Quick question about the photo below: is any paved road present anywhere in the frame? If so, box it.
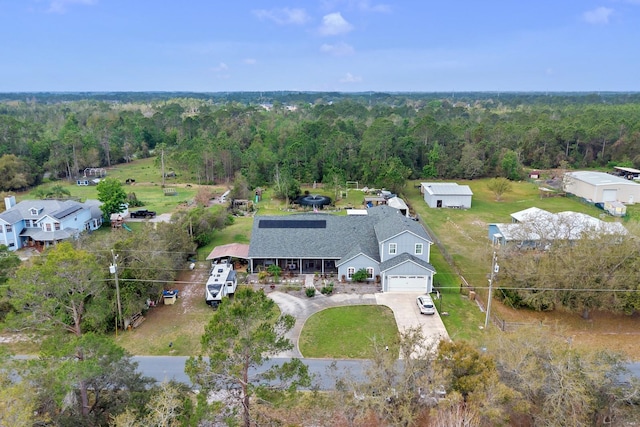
[268,290,450,358]
[133,356,368,389]
[133,356,640,390]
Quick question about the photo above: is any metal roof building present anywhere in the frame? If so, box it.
[421,182,473,208]
[564,171,640,204]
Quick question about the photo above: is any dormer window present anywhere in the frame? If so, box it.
[389,243,397,255]
[30,208,39,215]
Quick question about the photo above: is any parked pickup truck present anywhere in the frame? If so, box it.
[130,209,156,219]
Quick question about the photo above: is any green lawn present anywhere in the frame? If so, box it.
[429,247,486,343]
[23,158,225,215]
[299,305,398,358]
[196,216,254,260]
[403,179,611,295]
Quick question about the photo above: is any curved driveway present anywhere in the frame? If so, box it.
[268,291,450,358]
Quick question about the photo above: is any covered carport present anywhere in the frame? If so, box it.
[206,243,250,269]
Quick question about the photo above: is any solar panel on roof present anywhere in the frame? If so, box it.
[51,205,83,219]
[259,219,326,229]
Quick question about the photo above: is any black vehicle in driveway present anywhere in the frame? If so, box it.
[130,209,156,219]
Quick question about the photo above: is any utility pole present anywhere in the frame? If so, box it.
[484,251,498,329]
[161,148,165,187]
[110,249,124,331]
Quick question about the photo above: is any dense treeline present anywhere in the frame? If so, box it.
[2,93,640,193]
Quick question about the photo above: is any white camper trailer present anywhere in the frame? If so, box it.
[205,260,237,307]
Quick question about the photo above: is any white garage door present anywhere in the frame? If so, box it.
[602,189,617,202]
[387,275,427,292]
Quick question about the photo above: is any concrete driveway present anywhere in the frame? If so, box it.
[268,290,449,358]
[375,293,450,355]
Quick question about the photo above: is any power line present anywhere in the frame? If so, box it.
[435,285,640,292]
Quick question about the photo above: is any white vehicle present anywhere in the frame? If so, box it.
[416,295,436,315]
[205,261,237,307]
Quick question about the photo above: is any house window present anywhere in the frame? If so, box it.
[45,223,52,232]
[54,223,61,231]
[415,243,423,255]
[30,208,38,215]
[347,267,355,279]
[5,225,11,233]
[366,267,374,280]
[389,243,397,255]
[25,220,31,227]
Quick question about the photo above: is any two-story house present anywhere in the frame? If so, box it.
[0,196,103,252]
[248,205,436,293]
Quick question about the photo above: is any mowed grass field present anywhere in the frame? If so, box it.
[299,305,398,359]
[403,179,640,359]
[23,158,229,215]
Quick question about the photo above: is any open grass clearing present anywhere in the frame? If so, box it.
[299,305,398,359]
[113,263,215,356]
[23,158,227,215]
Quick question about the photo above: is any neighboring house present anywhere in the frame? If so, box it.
[0,196,103,252]
[248,205,436,293]
[564,171,640,204]
[488,206,627,248]
[421,182,473,208]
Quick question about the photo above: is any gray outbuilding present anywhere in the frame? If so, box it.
[421,182,473,209]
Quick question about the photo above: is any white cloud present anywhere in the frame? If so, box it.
[47,0,96,14]
[339,72,362,83]
[319,12,354,36]
[320,0,390,13]
[243,58,257,65]
[355,0,391,13]
[582,7,614,24]
[211,63,229,72]
[320,42,355,56]
[252,8,310,25]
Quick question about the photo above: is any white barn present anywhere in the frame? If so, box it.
[564,171,640,204]
[421,182,473,209]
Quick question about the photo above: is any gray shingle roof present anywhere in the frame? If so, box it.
[248,205,430,260]
[379,252,436,272]
[373,208,431,243]
[0,199,98,225]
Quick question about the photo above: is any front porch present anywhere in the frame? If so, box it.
[251,257,339,275]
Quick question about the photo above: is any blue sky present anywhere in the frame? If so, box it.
[1,0,639,92]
